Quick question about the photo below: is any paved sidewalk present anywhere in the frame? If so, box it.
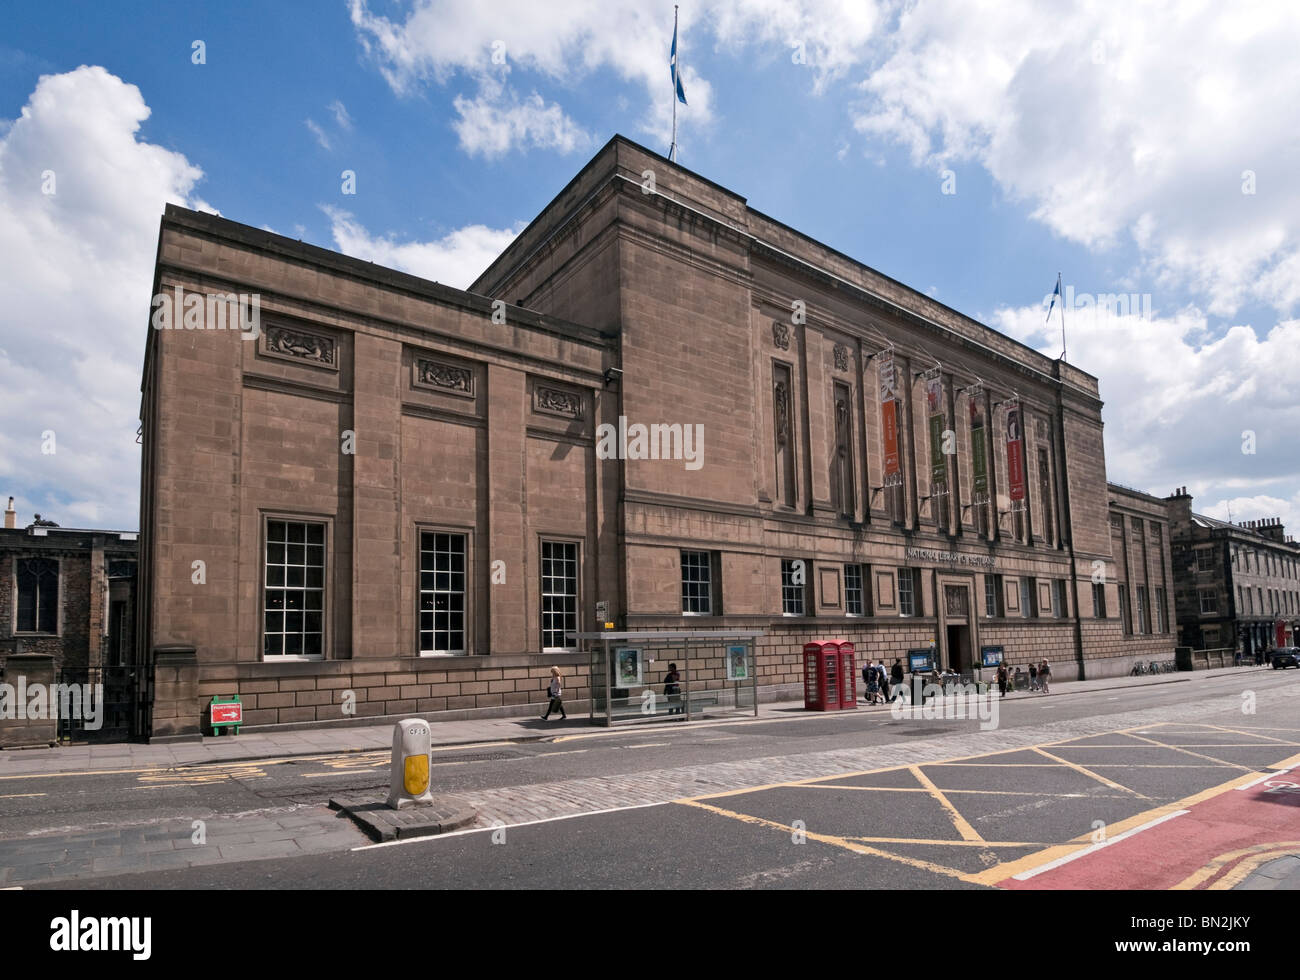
[0,664,1271,776]
[0,805,367,887]
[1235,855,1300,890]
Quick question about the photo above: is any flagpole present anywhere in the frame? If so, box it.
[670,5,679,162]
[1058,272,1067,361]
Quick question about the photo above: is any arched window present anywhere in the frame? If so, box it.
[17,557,58,633]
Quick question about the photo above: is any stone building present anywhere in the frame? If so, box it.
[1166,487,1300,655]
[1,497,138,673]
[136,135,1175,738]
[0,497,139,745]
[1104,484,1177,664]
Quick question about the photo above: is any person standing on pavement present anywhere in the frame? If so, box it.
[1028,661,1039,692]
[541,666,567,720]
[996,662,1008,698]
[663,662,682,715]
[890,658,905,702]
[1039,659,1051,695]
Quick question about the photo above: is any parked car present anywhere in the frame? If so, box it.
[1269,647,1300,669]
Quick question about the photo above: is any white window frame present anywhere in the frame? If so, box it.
[419,530,468,655]
[681,550,713,616]
[262,516,328,661]
[540,539,581,652]
[781,559,807,617]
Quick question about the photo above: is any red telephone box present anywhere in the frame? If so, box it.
[803,640,858,710]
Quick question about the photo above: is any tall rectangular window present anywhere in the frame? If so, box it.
[1136,585,1149,634]
[264,520,325,658]
[16,557,58,633]
[845,564,866,616]
[773,362,797,508]
[832,381,855,518]
[1156,587,1167,633]
[1196,549,1214,572]
[541,541,579,650]
[985,574,1001,617]
[419,532,466,654]
[1092,582,1106,619]
[898,568,916,617]
[1199,588,1217,615]
[781,559,806,616]
[1119,584,1132,634]
[1020,577,1035,618]
[1037,447,1054,546]
[1053,579,1067,619]
[681,550,713,615]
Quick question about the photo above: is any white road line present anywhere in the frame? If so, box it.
[1011,810,1189,881]
[1236,763,1297,791]
[350,799,672,851]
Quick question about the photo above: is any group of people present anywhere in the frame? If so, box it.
[994,659,1053,697]
[861,658,906,704]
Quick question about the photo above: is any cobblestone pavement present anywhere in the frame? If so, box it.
[454,687,1297,829]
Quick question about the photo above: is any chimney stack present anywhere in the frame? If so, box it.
[1257,517,1286,543]
[3,496,14,530]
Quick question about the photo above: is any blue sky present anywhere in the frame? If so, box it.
[1,1,1297,533]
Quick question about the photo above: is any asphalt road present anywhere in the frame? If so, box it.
[1,668,1293,839]
[14,668,1298,890]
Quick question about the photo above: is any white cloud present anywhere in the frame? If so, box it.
[453,83,591,158]
[323,206,521,289]
[991,302,1300,529]
[853,0,1300,319]
[329,99,353,131]
[347,0,887,150]
[0,66,205,530]
[305,117,331,150]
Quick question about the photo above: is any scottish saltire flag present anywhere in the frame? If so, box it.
[670,22,688,104]
[1045,275,1061,322]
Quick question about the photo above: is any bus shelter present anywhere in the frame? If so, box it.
[569,630,764,727]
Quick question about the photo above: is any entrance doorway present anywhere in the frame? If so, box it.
[946,624,972,674]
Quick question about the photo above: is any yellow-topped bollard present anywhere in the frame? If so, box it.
[387,718,435,809]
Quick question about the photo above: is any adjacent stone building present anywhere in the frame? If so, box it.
[1,497,138,674]
[1166,487,1300,655]
[1,497,139,745]
[136,135,1177,737]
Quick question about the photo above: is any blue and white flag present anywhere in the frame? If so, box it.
[670,21,688,105]
[1045,275,1061,322]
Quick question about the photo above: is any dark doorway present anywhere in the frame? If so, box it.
[946,625,972,674]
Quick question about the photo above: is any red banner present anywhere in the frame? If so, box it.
[880,351,901,485]
[1006,404,1026,502]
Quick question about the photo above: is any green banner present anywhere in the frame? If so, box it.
[929,411,946,487]
[971,421,988,496]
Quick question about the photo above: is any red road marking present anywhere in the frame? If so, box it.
[999,765,1300,890]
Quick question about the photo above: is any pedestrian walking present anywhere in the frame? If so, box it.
[1039,659,1051,695]
[1029,661,1039,692]
[541,666,567,720]
[663,662,682,715]
[996,663,1008,698]
[865,661,881,704]
[890,658,905,702]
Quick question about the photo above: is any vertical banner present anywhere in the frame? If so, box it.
[969,389,988,501]
[926,373,946,492]
[879,350,901,486]
[1006,402,1026,502]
